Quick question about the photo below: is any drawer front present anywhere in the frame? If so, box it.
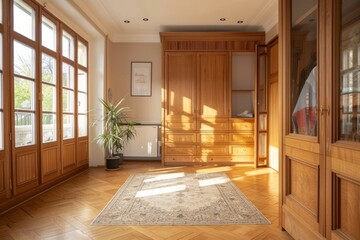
[230,120,254,131]
[165,156,196,163]
[198,118,228,131]
[198,145,229,155]
[200,156,231,163]
[229,156,254,163]
[230,133,254,144]
[165,121,196,131]
[165,132,196,143]
[199,133,229,143]
[230,145,254,156]
[164,144,197,155]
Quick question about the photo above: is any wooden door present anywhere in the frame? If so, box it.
[198,52,229,119]
[280,0,326,239]
[164,52,197,130]
[11,0,40,195]
[268,38,279,171]
[163,52,197,163]
[325,1,360,239]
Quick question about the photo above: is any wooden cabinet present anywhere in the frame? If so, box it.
[161,32,264,165]
[279,1,360,240]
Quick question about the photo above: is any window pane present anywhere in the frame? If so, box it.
[14,0,35,40]
[78,41,87,67]
[339,0,360,142]
[62,63,74,89]
[0,0,2,24]
[62,31,74,60]
[78,92,87,114]
[290,0,318,136]
[15,112,35,146]
[63,89,74,113]
[0,34,2,69]
[14,77,35,110]
[43,113,56,143]
[78,114,87,137]
[42,16,56,51]
[78,70,87,92]
[42,54,56,84]
[63,114,74,139]
[42,84,56,112]
[14,41,35,78]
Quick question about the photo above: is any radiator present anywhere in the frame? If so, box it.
[122,125,161,159]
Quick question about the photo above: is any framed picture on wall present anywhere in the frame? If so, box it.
[131,62,152,96]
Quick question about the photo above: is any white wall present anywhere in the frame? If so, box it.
[108,42,162,124]
[266,24,278,43]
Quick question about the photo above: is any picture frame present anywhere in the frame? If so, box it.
[131,62,152,96]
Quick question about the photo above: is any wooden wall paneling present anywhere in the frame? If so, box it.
[14,150,39,195]
[62,141,76,172]
[77,139,88,167]
[41,145,61,183]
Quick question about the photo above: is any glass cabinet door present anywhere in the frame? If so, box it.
[290,0,318,136]
[339,0,360,142]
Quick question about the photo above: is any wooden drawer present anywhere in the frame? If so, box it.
[229,155,254,163]
[230,133,254,144]
[165,121,196,131]
[165,132,196,143]
[164,144,197,155]
[198,133,228,143]
[199,156,231,163]
[230,145,254,156]
[165,156,196,163]
[230,119,254,131]
[198,145,229,155]
[198,118,228,131]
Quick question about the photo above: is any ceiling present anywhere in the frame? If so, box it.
[52,0,278,42]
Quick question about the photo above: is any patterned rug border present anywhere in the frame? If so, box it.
[92,172,270,226]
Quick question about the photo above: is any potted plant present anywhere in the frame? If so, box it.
[95,98,136,170]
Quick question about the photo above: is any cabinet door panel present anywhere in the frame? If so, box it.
[198,52,229,118]
[164,53,197,119]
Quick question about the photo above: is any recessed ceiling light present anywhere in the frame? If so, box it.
[143,18,149,21]
[220,18,226,21]
[237,20,244,24]
[124,20,130,23]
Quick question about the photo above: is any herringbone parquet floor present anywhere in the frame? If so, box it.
[0,161,293,240]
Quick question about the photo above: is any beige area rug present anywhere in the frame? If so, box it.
[92,172,270,225]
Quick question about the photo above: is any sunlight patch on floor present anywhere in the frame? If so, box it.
[245,168,275,176]
[135,184,186,198]
[196,166,233,174]
[144,172,185,183]
[198,177,229,187]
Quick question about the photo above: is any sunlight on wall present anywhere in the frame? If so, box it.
[269,145,279,171]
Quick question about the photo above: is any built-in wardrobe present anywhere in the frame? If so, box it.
[279,0,360,239]
[160,32,267,166]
